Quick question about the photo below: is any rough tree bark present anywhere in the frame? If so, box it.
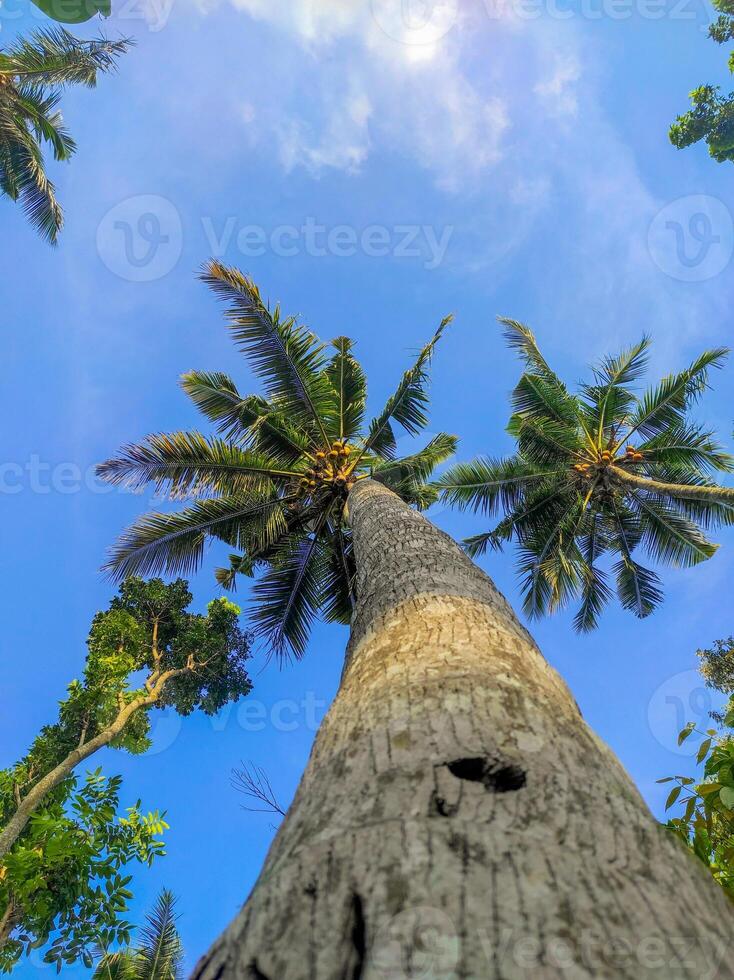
[193,479,733,980]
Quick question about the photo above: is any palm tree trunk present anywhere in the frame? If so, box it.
[193,479,733,980]
[611,465,734,504]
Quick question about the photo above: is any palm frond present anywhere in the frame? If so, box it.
[97,431,299,498]
[626,492,718,567]
[179,372,309,462]
[200,261,332,441]
[0,29,131,87]
[437,455,559,514]
[361,315,452,458]
[573,513,613,632]
[623,347,729,443]
[134,889,183,980]
[323,336,367,441]
[250,526,328,661]
[103,495,290,581]
[374,433,457,488]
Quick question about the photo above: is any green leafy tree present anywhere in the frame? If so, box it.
[0,578,252,858]
[669,0,734,161]
[661,727,734,900]
[30,0,111,24]
[438,320,734,630]
[0,770,167,973]
[97,260,457,660]
[93,889,184,980]
[0,27,130,242]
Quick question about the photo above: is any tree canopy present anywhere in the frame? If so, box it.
[0,578,251,863]
[669,0,734,162]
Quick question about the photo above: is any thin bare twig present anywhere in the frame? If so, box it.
[231,762,285,817]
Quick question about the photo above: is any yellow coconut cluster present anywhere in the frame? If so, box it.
[572,445,645,477]
[295,441,357,497]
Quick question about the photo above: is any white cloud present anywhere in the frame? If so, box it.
[203,0,509,187]
[534,54,581,117]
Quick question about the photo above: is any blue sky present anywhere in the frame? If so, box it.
[2,0,734,973]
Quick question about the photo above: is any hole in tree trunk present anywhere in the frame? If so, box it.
[447,757,526,793]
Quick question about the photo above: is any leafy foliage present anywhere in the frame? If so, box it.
[0,578,251,836]
[93,889,184,980]
[0,771,167,974]
[669,0,734,161]
[438,320,734,629]
[99,262,456,660]
[697,636,734,722]
[661,715,734,899]
[0,27,130,241]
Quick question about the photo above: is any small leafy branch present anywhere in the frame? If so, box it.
[660,708,734,898]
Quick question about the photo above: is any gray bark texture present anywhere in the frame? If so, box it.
[193,479,734,980]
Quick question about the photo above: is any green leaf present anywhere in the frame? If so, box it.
[665,785,683,810]
[678,722,695,745]
[719,786,734,809]
[697,737,713,764]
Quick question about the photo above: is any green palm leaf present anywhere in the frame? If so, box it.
[200,261,333,441]
[323,337,367,441]
[97,432,298,497]
[361,315,452,458]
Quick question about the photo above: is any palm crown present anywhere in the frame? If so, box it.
[99,261,455,659]
[439,320,734,631]
[93,889,184,980]
[0,27,129,242]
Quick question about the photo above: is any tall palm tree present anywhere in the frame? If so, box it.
[102,270,734,978]
[93,890,184,980]
[439,320,734,630]
[99,260,457,660]
[0,27,130,242]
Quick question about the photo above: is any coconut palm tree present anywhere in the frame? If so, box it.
[101,270,734,978]
[0,27,130,242]
[98,260,457,660]
[93,890,184,980]
[439,320,734,631]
